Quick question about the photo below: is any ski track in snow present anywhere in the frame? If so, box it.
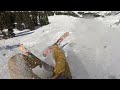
[1,15,120,79]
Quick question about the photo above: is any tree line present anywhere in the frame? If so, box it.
[0,11,79,31]
[0,11,49,31]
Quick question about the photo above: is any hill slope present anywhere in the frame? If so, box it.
[0,15,120,79]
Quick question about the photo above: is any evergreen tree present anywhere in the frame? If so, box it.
[23,11,35,30]
[15,11,24,30]
[38,11,49,26]
[4,11,15,29]
[31,11,38,26]
[0,12,4,30]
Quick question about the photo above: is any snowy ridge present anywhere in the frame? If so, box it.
[73,11,120,28]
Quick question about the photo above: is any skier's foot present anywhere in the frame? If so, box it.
[18,44,29,56]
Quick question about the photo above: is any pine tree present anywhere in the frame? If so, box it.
[0,11,4,30]
[4,11,15,29]
[31,11,38,26]
[22,11,35,30]
[15,11,24,30]
[38,11,49,26]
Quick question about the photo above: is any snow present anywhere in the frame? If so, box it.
[1,14,120,79]
[95,13,120,28]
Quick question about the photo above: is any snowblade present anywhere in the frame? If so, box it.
[28,52,54,72]
[18,44,54,72]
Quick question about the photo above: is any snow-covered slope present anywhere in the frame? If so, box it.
[95,13,120,28]
[1,15,120,79]
[74,11,120,28]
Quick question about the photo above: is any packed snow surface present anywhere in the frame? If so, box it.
[1,15,120,79]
